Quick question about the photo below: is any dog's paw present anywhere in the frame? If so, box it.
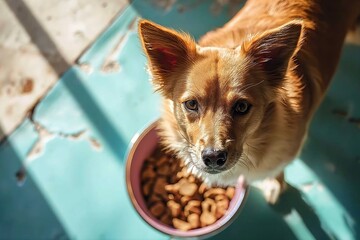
[254,178,287,204]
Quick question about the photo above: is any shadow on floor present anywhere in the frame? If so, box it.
[300,136,360,239]
[0,137,68,239]
[272,184,334,240]
[212,184,337,239]
[211,187,298,239]
[298,44,360,239]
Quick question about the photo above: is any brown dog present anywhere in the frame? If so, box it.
[139,0,360,203]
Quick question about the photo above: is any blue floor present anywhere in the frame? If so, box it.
[1,1,359,239]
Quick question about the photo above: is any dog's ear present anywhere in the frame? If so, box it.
[139,20,196,97]
[243,21,303,85]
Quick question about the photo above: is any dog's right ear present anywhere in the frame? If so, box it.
[242,21,303,86]
[138,20,196,97]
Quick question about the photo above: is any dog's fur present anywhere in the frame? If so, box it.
[139,0,360,201]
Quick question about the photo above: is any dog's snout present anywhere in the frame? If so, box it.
[201,148,227,168]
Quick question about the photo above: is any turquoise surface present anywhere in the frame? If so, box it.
[1,1,359,239]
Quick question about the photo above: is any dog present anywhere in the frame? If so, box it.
[138,0,360,203]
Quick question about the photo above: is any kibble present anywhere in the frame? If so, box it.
[226,187,235,199]
[179,181,198,196]
[141,147,235,231]
[204,188,226,199]
[150,202,165,218]
[187,213,200,228]
[167,200,181,217]
[173,218,192,231]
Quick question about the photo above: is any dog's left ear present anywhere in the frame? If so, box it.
[243,21,303,85]
[139,20,196,97]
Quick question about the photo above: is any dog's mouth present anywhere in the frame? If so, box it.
[203,167,223,174]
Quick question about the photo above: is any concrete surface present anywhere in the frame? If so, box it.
[0,0,127,140]
[0,1,359,239]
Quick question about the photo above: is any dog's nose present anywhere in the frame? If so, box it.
[201,148,227,168]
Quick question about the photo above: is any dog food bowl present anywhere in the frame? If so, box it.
[126,120,248,238]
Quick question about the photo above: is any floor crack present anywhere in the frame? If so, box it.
[16,118,102,186]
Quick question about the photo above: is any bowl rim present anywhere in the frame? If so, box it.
[125,120,249,238]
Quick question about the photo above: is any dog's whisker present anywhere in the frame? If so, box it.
[176,129,195,148]
[246,142,260,151]
[240,163,250,173]
[225,138,235,148]
[232,80,265,92]
[241,80,265,92]
[243,150,256,169]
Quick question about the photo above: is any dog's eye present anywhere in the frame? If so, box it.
[233,100,251,115]
[184,100,198,111]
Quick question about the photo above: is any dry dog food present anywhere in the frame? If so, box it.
[141,147,235,231]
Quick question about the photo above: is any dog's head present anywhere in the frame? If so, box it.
[139,20,302,185]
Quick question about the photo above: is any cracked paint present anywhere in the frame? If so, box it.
[300,182,316,193]
[26,122,102,161]
[77,63,93,74]
[16,119,102,186]
[88,137,102,151]
[26,122,56,161]
[101,61,121,73]
[100,17,138,74]
[101,33,129,73]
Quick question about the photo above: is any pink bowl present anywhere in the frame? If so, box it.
[126,120,248,238]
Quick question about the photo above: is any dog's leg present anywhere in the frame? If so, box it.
[254,171,288,204]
